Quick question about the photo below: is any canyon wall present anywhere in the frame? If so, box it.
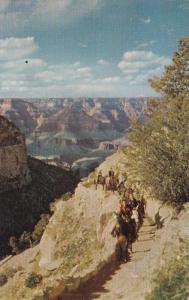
[0,116,30,193]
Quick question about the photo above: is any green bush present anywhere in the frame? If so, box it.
[9,214,50,254]
[61,192,72,201]
[32,214,50,245]
[25,272,42,288]
[19,231,32,250]
[9,236,20,255]
[145,246,189,300]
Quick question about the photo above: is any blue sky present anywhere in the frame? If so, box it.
[0,0,188,97]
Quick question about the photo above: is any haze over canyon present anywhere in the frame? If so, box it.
[0,98,147,176]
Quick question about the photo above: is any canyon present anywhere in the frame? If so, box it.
[0,98,147,176]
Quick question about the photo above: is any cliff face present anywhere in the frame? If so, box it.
[0,116,30,192]
[0,116,78,258]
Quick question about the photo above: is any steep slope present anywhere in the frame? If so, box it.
[0,157,78,258]
[0,115,78,258]
[0,150,188,300]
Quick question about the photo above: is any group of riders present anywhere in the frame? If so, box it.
[95,167,146,263]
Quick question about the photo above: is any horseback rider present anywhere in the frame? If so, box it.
[96,170,106,190]
[155,208,162,229]
[132,206,140,235]
[109,167,114,178]
[140,197,146,218]
[97,170,102,181]
[117,173,126,195]
[118,172,125,185]
[111,183,147,261]
[111,211,130,262]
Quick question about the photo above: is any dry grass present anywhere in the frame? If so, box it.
[145,241,189,300]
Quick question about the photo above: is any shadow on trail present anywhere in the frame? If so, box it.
[132,249,150,254]
[139,230,155,235]
[59,260,123,300]
[138,238,154,242]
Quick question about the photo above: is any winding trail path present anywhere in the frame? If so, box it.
[60,217,156,300]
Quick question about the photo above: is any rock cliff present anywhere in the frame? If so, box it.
[0,116,78,258]
[0,116,30,193]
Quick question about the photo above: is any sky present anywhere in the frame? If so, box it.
[0,0,188,98]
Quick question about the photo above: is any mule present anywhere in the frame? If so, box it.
[117,181,126,195]
[108,176,119,192]
[94,174,106,190]
[111,214,130,262]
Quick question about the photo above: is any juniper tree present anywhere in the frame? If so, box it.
[125,37,189,206]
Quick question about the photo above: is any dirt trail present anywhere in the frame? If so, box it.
[60,217,156,300]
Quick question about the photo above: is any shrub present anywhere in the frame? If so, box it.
[125,38,189,207]
[25,272,42,288]
[82,180,93,188]
[32,214,50,245]
[61,192,72,201]
[9,236,20,255]
[145,244,189,300]
[0,273,8,287]
[19,231,32,250]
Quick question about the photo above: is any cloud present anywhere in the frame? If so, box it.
[136,40,156,49]
[78,42,88,48]
[0,37,38,61]
[0,0,106,32]
[46,63,92,81]
[142,16,151,24]
[101,76,120,83]
[98,59,110,65]
[1,59,47,73]
[118,51,170,72]
[118,50,171,86]
[0,49,123,97]
[0,35,161,97]
[33,0,106,26]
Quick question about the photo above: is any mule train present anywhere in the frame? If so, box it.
[95,169,146,263]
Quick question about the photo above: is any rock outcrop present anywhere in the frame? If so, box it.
[99,141,119,150]
[0,116,30,193]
